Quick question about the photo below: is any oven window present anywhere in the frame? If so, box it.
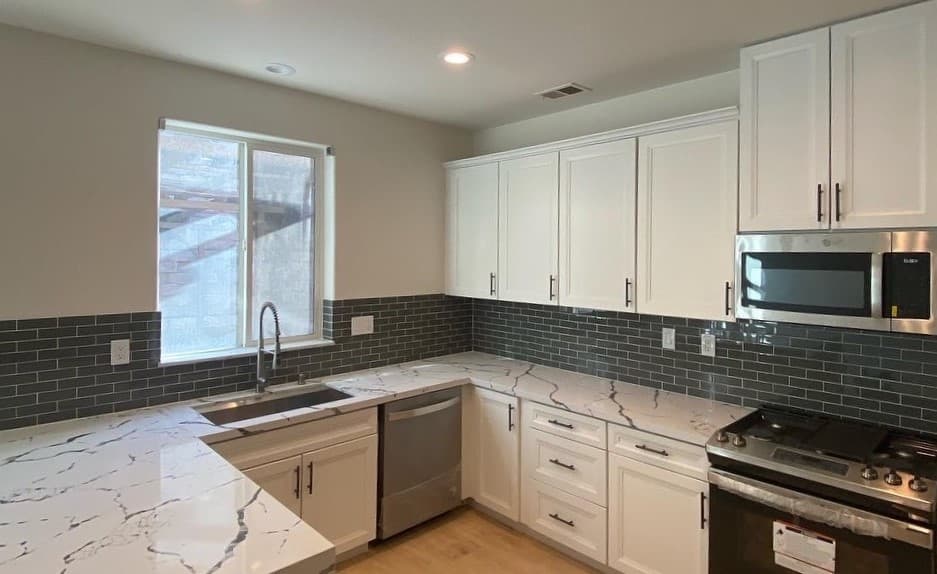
[741,252,872,317]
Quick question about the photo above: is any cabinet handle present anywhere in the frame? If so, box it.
[549,274,557,300]
[547,419,574,430]
[625,278,633,307]
[508,403,515,431]
[294,465,301,499]
[489,272,496,296]
[816,184,824,223]
[724,282,732,316]
[549,458,576,471]
[700,492,707,530]
[635,443,670,457]
[835,182,842,222]
[549,513,575,527]
[307,462,314,495]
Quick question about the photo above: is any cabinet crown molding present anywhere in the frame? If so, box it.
[446,107,739,169]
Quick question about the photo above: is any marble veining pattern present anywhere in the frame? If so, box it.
[0,351,749,573]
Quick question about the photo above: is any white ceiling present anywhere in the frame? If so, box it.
[0,0,913,128]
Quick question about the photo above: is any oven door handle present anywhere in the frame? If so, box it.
[708,469,933,550]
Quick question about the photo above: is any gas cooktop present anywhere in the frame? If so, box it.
[707,407,937,519]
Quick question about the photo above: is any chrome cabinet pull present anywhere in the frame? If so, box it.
[547,419,574,430]
[549,274,557,300]
[294,465,301,499]
[816,184,824,223]
[489,272,496,296]
[625,278,633,307]
[724,282,732,316]
[835,182,842,222]
[549,513,575,527]
[307,462,314,494]
[508,403,515,431]
[549,458,576,471]
[635,443,669,457]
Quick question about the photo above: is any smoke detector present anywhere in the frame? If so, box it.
[536,82,592,100]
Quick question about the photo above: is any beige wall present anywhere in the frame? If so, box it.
[472,70,739,155]
[0,24,472,320]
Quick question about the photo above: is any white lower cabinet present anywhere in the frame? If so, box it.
[522,427,606,506]
[608,453,708,574]
[243,455,303,517]
[523,478,607,563]
[466,387,521,521]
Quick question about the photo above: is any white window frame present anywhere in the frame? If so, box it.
[157,119,329,364]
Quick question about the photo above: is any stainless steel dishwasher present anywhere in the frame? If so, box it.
[377,387,462,539]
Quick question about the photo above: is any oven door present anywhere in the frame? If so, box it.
[709,470,933,574]
[735,233,891,331]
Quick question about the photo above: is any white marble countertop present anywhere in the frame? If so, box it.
[0,351,751,574]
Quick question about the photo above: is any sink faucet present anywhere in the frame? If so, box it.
[256,301,281,393]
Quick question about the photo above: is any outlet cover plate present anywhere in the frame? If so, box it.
[662,328,676,351]
[701,333,716,357]
[351,315,374,336]
[110,339,130,365]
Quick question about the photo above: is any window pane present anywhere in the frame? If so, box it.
[158,131,241,356]
[251,150,315,339]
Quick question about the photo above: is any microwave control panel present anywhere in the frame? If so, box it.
[883,252,931,319]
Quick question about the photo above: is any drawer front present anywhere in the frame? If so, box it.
[522,400,607,449]
[607,423,707,481]
[523,428,607,506]
[522,477,607,563]
[211,407,378,470]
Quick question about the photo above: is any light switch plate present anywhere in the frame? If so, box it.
[701,333,716,357]
[110,339,130,365]
[351,315,374,336]
[662,327,676,351]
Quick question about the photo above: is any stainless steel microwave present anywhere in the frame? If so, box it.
[735,231,937,334]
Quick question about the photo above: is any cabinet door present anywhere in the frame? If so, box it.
[301,434,378,555]
[740,29,830,231]
[608,453,708,574]
[831,1,937,229]
[637,121,738,322]
[474,388,520,521]
[243,456,302,518]
[498,153,560,305]
[559,139,637,312]
[446,163,500,298]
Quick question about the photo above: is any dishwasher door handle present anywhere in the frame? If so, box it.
[385,396,461,422]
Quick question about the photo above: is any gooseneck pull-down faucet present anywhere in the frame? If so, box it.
[256,301,281,393]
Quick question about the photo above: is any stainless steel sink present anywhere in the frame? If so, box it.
[199,387,352,425]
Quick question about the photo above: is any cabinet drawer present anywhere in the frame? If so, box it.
[522,400,606,449]
[522,478,607,563]
[211,407,378,470]
[608,423,707,481]
[523,428,606,506]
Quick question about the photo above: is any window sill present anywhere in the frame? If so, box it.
[159,338,335,368]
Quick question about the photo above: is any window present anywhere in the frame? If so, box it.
[157,121,326,362]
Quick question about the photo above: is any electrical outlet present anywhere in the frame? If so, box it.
[351,315,374,336]
[110,339,130,365]
[701,333,716,357]
[662,327,676,351]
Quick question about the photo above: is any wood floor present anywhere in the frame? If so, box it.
[339,507,598,573]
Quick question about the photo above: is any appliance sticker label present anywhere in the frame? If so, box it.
[773,521,836,574]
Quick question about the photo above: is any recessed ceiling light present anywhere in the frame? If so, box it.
[441,51,474,65]
[265,63,295,76]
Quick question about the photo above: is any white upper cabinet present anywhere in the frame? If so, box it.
[446,163,500,299]
[831,1,937,229]
[559,139,637,312]
[637,121,738,322]
[498,153,560,305]
[739,29,830,232]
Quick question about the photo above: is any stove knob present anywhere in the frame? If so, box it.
[860,466,879,481]
[716,430,729,443]
[884,469,903,486]
[731,434,747,448]
[909,476,928,493]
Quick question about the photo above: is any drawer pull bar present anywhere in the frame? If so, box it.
[549,513,575,527]
[549,458,576,471]
[547,419,574,430]
[635,443,669,457]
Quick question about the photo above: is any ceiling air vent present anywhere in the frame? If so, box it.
[536,82,592,100]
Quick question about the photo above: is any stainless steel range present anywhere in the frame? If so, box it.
[707,407,935,573]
